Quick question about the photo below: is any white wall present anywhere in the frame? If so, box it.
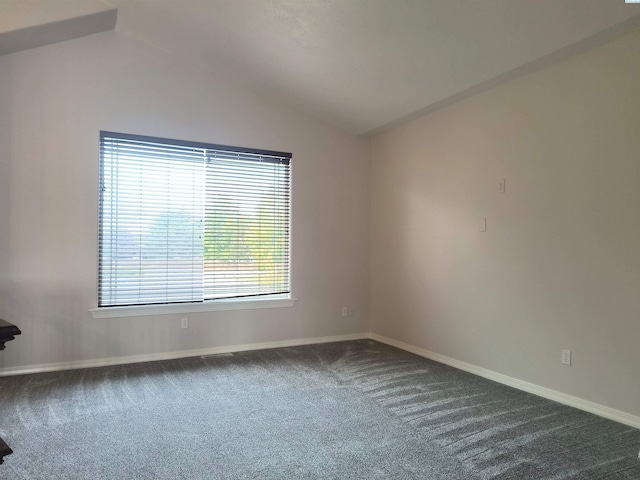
[370,30,640,418]
[0,30,369,369]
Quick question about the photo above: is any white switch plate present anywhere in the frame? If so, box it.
[480,218,487,232]
[499,178,506,193]
[562,349,571,365]
[181,317,188,329]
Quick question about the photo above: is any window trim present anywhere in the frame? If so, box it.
[95,131,293,312]
[90,295,297,318]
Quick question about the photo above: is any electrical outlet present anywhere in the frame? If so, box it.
[561,349,571,365]
[498,178,506,193]
[181,317,189,329]
[341,307,355,317]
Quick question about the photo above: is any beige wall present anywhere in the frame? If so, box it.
[0,30,369,369]
[370,29,640,417]
[0,63,9,305]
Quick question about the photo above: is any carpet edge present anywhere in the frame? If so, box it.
[369,333,640,430]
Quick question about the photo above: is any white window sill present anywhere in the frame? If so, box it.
[90,296,297,319]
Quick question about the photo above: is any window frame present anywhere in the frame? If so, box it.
[90,294,296,318]
[92,131,296,318]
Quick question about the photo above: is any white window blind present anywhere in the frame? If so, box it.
[98,132,291,307]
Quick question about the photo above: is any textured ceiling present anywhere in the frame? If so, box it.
[6,0,640,135]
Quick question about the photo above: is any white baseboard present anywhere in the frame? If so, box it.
[369,333,640,430]
[0,333,368,377]
[2,330,638,431]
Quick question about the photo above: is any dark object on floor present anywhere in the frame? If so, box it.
[0,318,21,351]
[0,437,12,465]
[0,318,20,465]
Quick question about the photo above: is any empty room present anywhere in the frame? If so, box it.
[1,0,639,478]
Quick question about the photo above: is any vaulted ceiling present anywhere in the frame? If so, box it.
[3,0,640,135]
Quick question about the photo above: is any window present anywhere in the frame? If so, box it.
[97,131,291,309]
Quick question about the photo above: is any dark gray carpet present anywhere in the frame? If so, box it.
[0,340,638,479]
